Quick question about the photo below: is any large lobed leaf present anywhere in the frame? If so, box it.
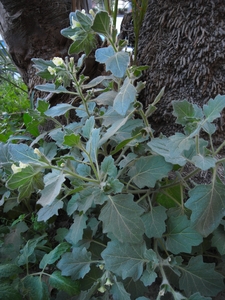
[102,241,157,281]
[128,155,173,188]
[185,180,225,236]
[99,194,145,243]
[179,256,225,297]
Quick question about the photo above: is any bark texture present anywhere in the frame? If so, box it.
[0,0,91,95]
[137,0,225,145]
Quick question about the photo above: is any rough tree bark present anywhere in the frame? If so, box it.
[0,0,91,96]
[137,0,225,146]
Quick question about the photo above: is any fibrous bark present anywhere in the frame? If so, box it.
[137,0,225,144]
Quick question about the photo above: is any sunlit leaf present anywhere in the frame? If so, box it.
[37,200,64,222]
[44,103,75,117]
[203,94,225,122]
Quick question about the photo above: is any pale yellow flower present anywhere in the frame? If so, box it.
[52,57,64,67]
[47,66,56,75]
[11,162,29,173]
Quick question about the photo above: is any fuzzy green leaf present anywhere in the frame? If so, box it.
[0,283,22,300]
[203,94,225,122]
[37,200,64,222]
[211,225,225,255]
[9,143,45,166]
[95,46,129,78]
[75,10,92,30]
[18,235,47,266]
[185,181,225,236]
[179,256,225,296]
[142,206,167,238]
[69,33,96,56]
[45,103,75,117]
[63,133,81,147]
[113,78,136,116]
[23,276,49,300]
[6,165,37,190]
[91,11,111,36]
[99,114,129,146]
[148,137,187,166]
[84,128,100,163]
[57,247,92,280]
[166,215,203,254]
[35,83,71,94]
[172,100,203,125]
[111,280,131,300]
[102,241,154,281]
[37,170,65,206]
[99,194,144,243]
[128,155,172,188]
[49,271,80,296]
[101,156,117,177]
[108,51,130,78]
[66,214,88,246]
[191,154,216,171]
[188,293,211,300]
[39,242,70,269]
[0,264,22,278]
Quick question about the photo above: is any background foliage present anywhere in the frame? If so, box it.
[0,3,225,300]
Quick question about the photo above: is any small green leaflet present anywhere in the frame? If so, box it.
[82,116,95,138]
[49,271,80,296]
[191,154,216,171]
[39,242,70,269]
[102,241,155,281]
[75,10,92,31]
[179,256,225,296]
[37,170,65,206]
[65,214,88,246]
[6,165,38,190]
[99,194,145,243]
[100,156,117,177]
[57,247,92,280]
[63,133,80,147]
[142,206,167,238]
[203,94,225,123]
[84,128,100,163]
[172,100,203,126]
[165,215,203,254]
[113,78,137,116]
[128,155,172,188]
[185,181,225,236]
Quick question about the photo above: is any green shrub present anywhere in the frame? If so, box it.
[0,77,29,142]
[0,7,225,300]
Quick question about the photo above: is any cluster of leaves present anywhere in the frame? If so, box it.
[1,8,225,300]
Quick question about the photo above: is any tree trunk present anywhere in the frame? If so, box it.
[137,0,225,145]
[0,0,91,94]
